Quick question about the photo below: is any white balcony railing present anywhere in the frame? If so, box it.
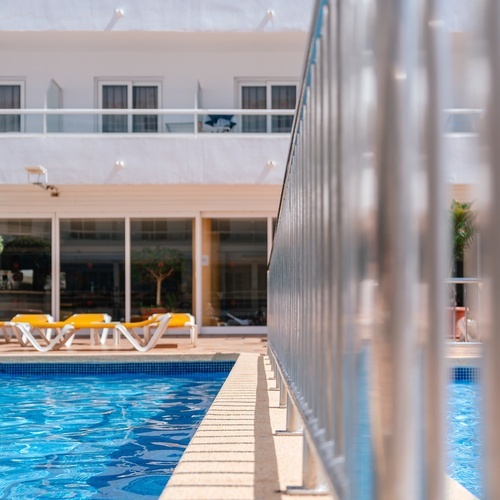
[0,107,479,134]
[0,108,296,135]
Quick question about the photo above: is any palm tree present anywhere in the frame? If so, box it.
[449,200,477,313]
[450,199,477,276]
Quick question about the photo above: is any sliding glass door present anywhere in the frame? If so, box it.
[59,219,125,320]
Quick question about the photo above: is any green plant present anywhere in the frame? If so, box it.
[450,200,477,275]
[132,246,182,307]
[3,236,50,252]
[0,235,3,255]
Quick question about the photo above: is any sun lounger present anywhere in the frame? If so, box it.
[0,314,54,344]
[6,313,112,351]
[160,313,197,347]
[81,313,197,351]
[4,312,197,352]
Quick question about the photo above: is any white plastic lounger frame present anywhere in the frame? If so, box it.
[114,313,174,352]
[6,322,77,352]
[139,313,197,347]
[2,314,55,346]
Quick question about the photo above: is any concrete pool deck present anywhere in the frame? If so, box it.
[0,335,481,499]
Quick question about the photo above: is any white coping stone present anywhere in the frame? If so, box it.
[161,351,482,499]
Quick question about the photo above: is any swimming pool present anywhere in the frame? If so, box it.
[447,367,482,498]
[0,361,233,499]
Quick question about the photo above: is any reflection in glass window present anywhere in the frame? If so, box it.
[131,219,193,320]
[203,219,267,327]
[101,83,159,133]
[241,83,296,133]
[60,219,125,320]
[0,219,52,320]
[0,84,21,133]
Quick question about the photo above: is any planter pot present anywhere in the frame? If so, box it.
[140,307,167,318]
[447,306,466,340]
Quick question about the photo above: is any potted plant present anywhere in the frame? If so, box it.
[131,246,183,316]
[451,200,477,277]
[449,200,477,338]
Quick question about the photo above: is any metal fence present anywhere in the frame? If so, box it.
[267,0,497,498]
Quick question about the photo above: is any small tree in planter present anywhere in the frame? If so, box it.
[449,200,477,338]
[132,246,183,313]
[450,200,477,278]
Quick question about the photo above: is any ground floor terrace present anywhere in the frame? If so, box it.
[0,335,481,499]
[0,184,281,334]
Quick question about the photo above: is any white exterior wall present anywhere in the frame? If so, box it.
[0,41,305,110]
[444,135,481,185]
[0,135,289,185]
[0,0,313,32]
[0,32,305,187]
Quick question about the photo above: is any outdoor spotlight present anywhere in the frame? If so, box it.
[24,165,60,197]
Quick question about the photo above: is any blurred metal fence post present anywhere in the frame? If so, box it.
[268,0,450,497]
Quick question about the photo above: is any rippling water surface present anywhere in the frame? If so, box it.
[0,372,228,499]
[447,380,482,498]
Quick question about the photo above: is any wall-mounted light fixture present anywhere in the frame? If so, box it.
[115,160,125,168]
[24,165,59,197]
[115,8,125,17]
[267,160,276,168]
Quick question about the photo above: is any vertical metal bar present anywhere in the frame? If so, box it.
[286,395,303,434]
[279,374,287,407]
[484,0,500,497]
[124,216,131,322]
[194,213,203,330]
[334,0,344,460]
[323,1,336,453]
[312,51,320,428]
[51,213,59,320]
[422,0,447,496]
[372,0,420,497]
[304,89,313,413]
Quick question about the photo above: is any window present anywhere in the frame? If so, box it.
[202,219,267,327]
[0,219,52,320]
[60,219,125,320]
[0,83,22,133]
[240,81,297,133]
[99,81,159,133]
[131,219,193,319]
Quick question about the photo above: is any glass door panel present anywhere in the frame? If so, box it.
[0,219,52,320]
[60,219,125,320]
[202,219,267,326]
[130,219,193,320]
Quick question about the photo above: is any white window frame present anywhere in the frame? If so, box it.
[96,78,162,133]
[0,80,25,133]
[235,78,298,133]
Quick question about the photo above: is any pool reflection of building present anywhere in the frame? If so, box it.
[0,0,312,332]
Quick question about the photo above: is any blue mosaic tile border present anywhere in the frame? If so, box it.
[450,366,480,382]
[0,361,235,377]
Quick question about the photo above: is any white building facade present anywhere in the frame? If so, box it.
[0,0,313,332]
[0,0,478,332]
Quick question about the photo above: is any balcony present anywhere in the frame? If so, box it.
[0,107,294,186]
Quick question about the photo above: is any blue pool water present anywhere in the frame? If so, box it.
[0,362,232,500]
[447,370,482,498]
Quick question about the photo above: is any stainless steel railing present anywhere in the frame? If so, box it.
[268,0,454,497]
